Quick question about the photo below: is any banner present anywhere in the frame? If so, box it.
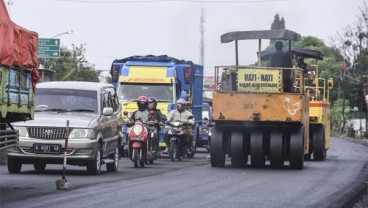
[237,68,281,93]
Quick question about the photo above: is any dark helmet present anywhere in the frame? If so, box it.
[176,98,186,112]
[275,41,283,51]
[148,97,157,110]
[137,96,148,111]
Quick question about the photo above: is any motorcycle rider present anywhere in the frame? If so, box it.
[148,97,167,123]
[130,96,150,123]
[147,97,167,154]
[163,98,194,153]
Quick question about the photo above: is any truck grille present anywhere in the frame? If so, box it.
[28,127,70,139]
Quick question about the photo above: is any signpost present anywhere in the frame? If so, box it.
[38,38,60,58]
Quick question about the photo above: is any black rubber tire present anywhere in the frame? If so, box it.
[87,145,102,175]
[34,162,47,171]
[313,126,326,161]
[107,146,119,172]
[270,130,284,169]
[133,148,139,168]
[169,140,177,162]
[210,127,225,167]
[289,127,304,170]
[250,130,265,168]
[8,158,22,173]
[231,131,247,167]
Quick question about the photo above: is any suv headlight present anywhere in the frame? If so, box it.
[13,126,28,137]
[69,129,95,139]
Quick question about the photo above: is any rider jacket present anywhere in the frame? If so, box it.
[130,110,149,123]
[167,110,194,125]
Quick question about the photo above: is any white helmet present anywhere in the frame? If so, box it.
[176,99,186,112]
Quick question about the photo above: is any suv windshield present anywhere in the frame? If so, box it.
[35,89,98,113]
[118,84,173,102]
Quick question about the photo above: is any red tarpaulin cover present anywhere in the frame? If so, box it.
[0,0,39,90]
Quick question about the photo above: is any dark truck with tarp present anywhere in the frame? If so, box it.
[0,0,39,152]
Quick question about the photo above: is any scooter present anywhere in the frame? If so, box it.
[166,120,190,161]
[146,111,161,162]
[127,116,155,168]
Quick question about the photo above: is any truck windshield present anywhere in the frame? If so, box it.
[35,89,98,113]
[118,84,173,102]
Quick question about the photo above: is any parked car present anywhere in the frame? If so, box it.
[7,81,122,175]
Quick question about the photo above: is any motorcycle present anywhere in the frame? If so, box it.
[146,111,162,161]
[166,120,192,161]
[126,115,156,168]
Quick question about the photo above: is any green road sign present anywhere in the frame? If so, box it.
[38,38,60,58]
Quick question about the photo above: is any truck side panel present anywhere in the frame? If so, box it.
[0,66,34,123]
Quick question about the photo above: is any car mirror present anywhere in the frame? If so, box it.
[103,107,113,116]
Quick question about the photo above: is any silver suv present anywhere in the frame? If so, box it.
[7,81,122,175]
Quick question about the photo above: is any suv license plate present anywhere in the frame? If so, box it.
[34,144,61,154]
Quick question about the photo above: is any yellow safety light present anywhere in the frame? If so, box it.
[327,79,333,89]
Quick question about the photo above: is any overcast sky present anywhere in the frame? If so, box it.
[6,0,366,75]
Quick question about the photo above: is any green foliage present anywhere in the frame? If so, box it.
[332,2,368,113]
[270,13,285,30]
[45,44,99,82]
[331,98,352,128]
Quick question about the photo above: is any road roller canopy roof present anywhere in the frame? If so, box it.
[220,29,302,66]
[221,29,302,43]
[260,47,324,61]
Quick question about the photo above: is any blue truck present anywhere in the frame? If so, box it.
[110,55,208,156]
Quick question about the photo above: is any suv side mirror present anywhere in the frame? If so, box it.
[103,107,113,116]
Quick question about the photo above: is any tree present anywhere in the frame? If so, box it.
[331,2,368,133]
[270,13,286,45]
[45,44,99,82]
[270,13,285,30]
[331,99,353,134]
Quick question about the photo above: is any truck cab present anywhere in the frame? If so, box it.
[111,55,204,155]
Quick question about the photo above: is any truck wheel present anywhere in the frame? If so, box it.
[313,126,326,161]
[289,127,304,170]
[270,130,284,169]
[8,158,22,173]
[34,162,47,171]
[107,146,119,172]
[250,130,265,168]
[231,131,247,167]
[210,127,225,167]
[87,144,102,175]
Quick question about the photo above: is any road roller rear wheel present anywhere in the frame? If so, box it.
[250,130,265,168]
[313,126,326,161]
[289,127,304,170]
[231,131,247,167]
[211,127,225,167]
[269,130,284,169]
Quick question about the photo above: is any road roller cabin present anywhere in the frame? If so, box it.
[210,30,310,169]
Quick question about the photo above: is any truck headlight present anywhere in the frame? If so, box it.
[14,126,28,137]
[69,129,95,139]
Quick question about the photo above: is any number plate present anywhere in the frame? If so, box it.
[33,144,61,154]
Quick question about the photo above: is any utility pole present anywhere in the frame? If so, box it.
[199,8,205,67]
